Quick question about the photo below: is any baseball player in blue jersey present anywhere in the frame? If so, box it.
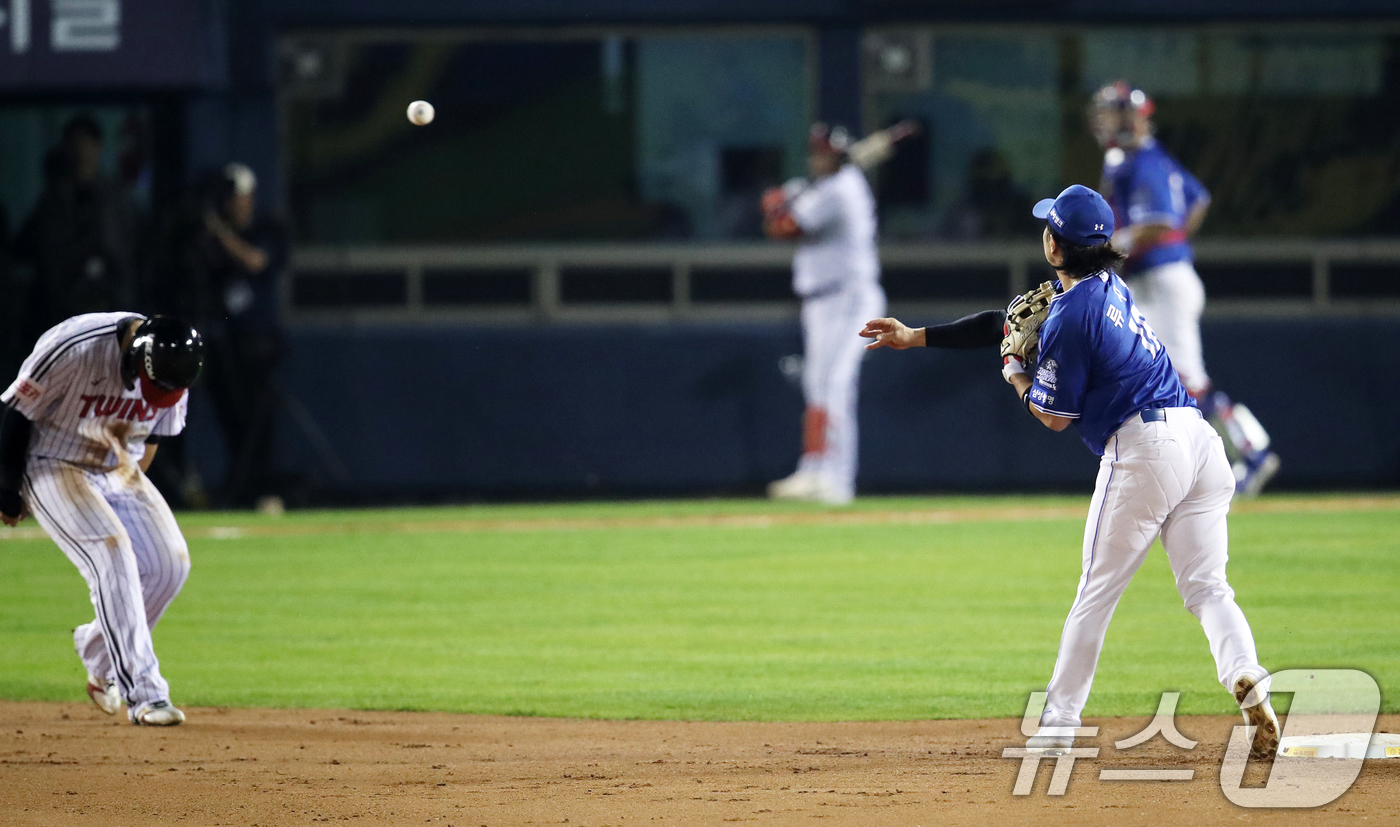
[862,185,1279,760]
[1092,81,1279,497]
[0,314,204,726]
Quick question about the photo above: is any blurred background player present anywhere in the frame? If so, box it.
[1091,81,1280,497]
[761,123,886,505]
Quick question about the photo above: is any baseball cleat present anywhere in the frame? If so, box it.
[1026,727,1075,757]
[814,479,854,506]
[767,470,822,501]
[1233,672,1279,760]
[86,676,121,715]
[130,700,185,727]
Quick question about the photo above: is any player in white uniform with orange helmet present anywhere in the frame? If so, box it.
[762,123,887,505]
[0,313,205,725]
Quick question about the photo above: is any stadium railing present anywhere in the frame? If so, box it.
[286,240,1400,325]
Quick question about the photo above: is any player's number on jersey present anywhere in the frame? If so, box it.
[1126,306,1162,358]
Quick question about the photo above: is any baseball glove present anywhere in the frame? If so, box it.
[1000,280,1058,364]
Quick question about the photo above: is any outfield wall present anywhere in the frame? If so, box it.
[237,316,1399,500]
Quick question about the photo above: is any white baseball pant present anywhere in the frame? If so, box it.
[23,458,190,710]
[1041,408,1264,728]
[1126,261,1210,394]
[797,283,886,503]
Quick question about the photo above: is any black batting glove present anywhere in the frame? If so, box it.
[0,488,23,520]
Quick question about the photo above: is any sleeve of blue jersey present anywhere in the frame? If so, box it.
[1028,314,1085,420]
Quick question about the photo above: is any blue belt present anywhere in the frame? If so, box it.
[1140,407,1203,423]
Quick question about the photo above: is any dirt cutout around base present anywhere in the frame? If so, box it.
[2,703,1396,826]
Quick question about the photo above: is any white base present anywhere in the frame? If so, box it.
[1279,733,1400,759]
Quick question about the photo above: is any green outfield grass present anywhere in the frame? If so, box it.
[0,494,1395,721]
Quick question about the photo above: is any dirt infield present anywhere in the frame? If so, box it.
[2,703,1395,826]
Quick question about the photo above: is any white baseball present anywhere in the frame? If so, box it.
[407,100,435,126]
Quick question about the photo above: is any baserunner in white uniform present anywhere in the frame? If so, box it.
[0,314,205,726]
[761,123,887,505]
[862,185,1280,761]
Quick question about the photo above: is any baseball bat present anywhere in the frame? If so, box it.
[772,119,923,202]
[846,119,921,171]
[762,120,922,237]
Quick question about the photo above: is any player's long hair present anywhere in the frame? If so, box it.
[1049,229,1127,279]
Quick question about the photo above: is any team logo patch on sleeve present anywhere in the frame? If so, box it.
[9,376,44,403]
[1036,359,1058,390]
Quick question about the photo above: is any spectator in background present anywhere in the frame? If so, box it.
[194,163,288,509]
[13,115,139,332]
[940,148,1040,240]
[0,202,17,381]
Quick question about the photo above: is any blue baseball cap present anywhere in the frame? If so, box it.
[1032,184,1115,246]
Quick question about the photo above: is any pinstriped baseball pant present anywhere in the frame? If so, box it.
[23,457,190,710]
[1041,410,1264,728]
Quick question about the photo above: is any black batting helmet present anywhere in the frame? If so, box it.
[121,316,205,408]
